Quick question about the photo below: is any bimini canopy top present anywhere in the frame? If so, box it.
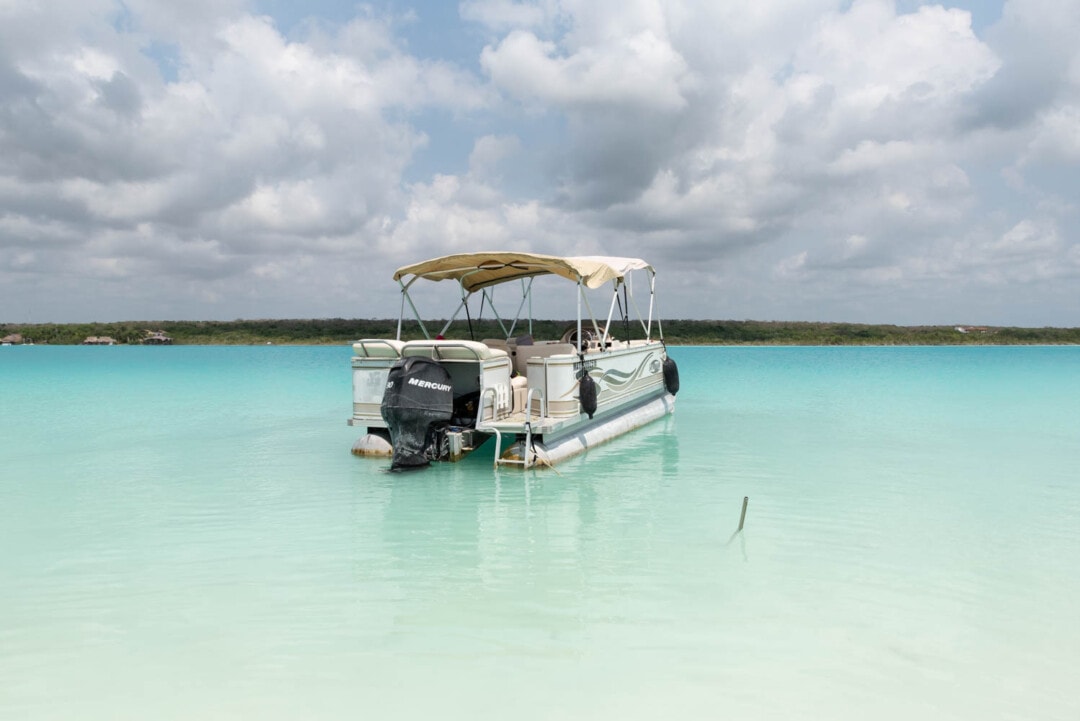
[393,252,653,293]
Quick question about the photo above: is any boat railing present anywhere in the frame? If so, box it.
[491,426,535,471]
[526,387,545,420]
[477,386,499,427]
[352,339,405,358]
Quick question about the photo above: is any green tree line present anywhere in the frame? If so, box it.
[3,318,1080,345]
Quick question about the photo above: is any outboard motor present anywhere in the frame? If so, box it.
[381,357,453,470]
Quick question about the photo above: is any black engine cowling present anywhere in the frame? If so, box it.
[381,357,453,470]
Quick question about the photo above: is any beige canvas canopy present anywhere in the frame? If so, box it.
[393,252,653,293]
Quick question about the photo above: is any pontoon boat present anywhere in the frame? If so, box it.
[348,252,678,469]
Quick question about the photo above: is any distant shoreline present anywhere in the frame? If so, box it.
[3,319,1079,346]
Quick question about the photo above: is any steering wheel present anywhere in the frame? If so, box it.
[561,326,596,345]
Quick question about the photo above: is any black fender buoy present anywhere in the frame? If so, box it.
[662,356,679,396]
[579,373,597,419]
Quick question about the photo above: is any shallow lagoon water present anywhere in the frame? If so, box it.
[2,345,1078,719]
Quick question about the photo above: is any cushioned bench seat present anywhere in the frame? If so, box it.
[512,342,575,376]
[352,339,406,358]
[401,339,509,361]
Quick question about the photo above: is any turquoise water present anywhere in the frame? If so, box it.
[2,345,1078,720]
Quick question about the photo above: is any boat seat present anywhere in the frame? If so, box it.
[402,339,509,362]
[510,375,529,412]
[353,339,405,358]
[512,342,576,376]
[482,338,511,356]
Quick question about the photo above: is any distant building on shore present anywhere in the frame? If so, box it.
[142,330,173,345]
[82,336,117,345]
[2,333,23,345]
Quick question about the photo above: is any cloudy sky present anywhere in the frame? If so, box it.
[2,0,1078,325]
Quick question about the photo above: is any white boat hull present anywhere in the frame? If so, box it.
[347,251,679,470]
[348,338,676,468]
[351,429,393,457]
[498,392,675,467]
